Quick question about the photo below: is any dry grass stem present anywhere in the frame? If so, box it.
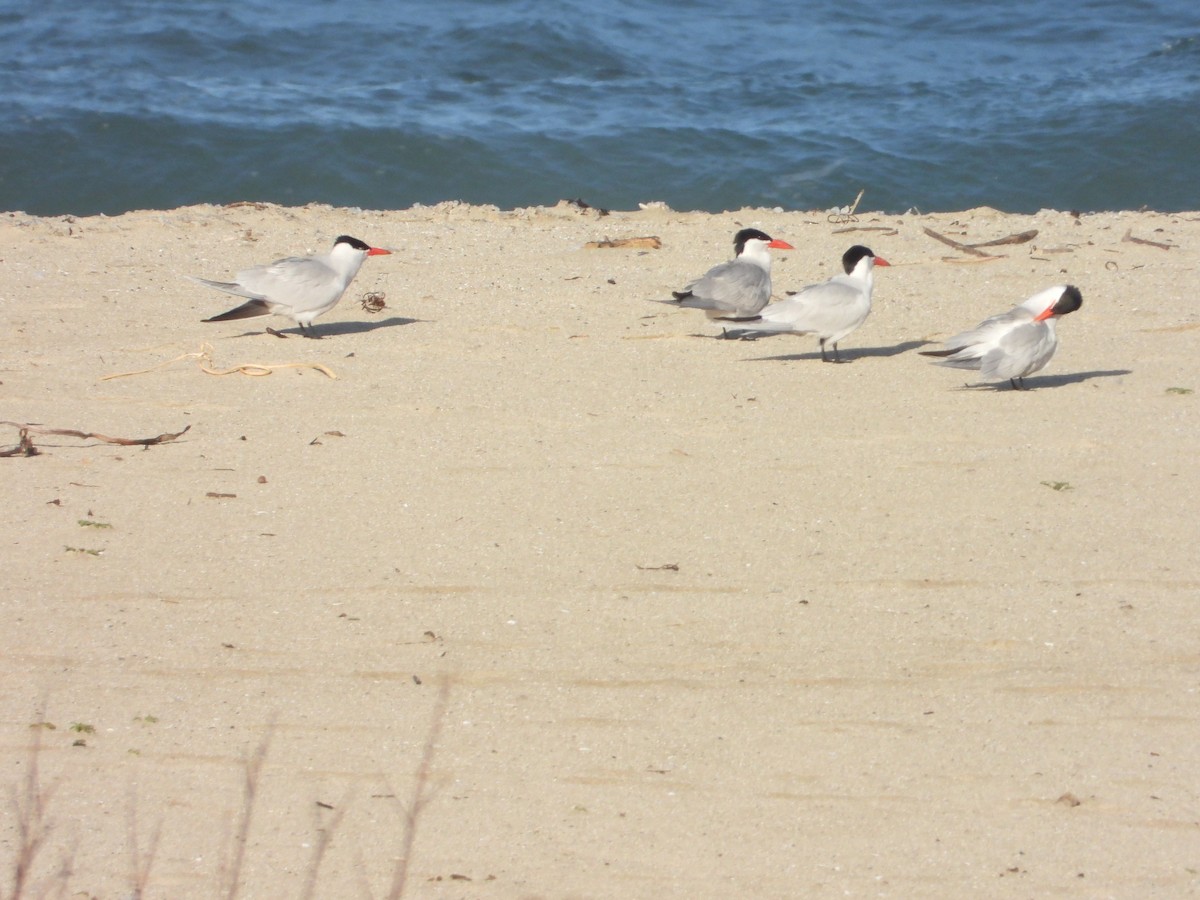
[219,725,274,900]
[126,785,163,900]
[298,793,351,900]
[386,677,452,900]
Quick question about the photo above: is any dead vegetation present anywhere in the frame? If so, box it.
[3,680,452,899]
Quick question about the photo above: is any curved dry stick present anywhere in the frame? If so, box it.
[101,346,217,381]
[199,362,338,379]
[0,422,190,447]
[103,343,337,380]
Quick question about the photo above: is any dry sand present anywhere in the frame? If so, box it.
[1,200,1198,898]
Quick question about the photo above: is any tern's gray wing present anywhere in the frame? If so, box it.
[925,307,1033,369]
[945,308,1024,348]
[679,259,771,317]
[981,320,1057,379]
[233,256,342,311]
[759,279,865,332]
[187,275,269,301]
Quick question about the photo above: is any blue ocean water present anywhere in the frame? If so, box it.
[2,0,1198,216]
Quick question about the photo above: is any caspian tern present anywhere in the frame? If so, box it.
[670,228,794,321]
[919,284,1083,389]
[725,245,889,362]
[195,235,391,337]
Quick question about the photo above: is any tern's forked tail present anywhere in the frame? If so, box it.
[203,299,273,322]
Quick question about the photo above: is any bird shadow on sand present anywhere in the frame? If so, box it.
[312,316,423,337]
[222,316,423,339]
[731,338,932,363]
[952,369,1133,391]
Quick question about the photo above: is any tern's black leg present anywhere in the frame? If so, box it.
[821,340,846,363]
[1010,377,1027,390]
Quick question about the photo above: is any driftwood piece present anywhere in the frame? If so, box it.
[970,229,1038,248]
[924,227,991,257]
[923,226,1038,258]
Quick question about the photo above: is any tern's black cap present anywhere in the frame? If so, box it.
[733,228,774,256]
[1053,285,1083,316]
[335,235,371,251]
[841,245,876,274]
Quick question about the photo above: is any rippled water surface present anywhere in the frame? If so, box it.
[3,0,1198,214]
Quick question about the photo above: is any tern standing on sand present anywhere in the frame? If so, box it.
[194,235,391,337]
[670,228,794,322]
[920,285,1083,389]
[725,245,889,362]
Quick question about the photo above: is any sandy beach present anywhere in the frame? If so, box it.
[1,200,1198,898]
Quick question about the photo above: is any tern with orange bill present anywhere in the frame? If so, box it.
[670,228,794,322]
[194,235,391,337]
[920,285,1083,389]
[725,245,889,362]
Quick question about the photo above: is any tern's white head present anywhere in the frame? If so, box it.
[732,227,795,268]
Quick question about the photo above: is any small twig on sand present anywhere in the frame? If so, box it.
[831,225,899,236]
[0,422,190,454]
[386,677,452,900]
[583,236,662,250]
[102,344,337,380]
[100,346,216,380]
[1122,228,1173,250]
[2,422,191,447]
